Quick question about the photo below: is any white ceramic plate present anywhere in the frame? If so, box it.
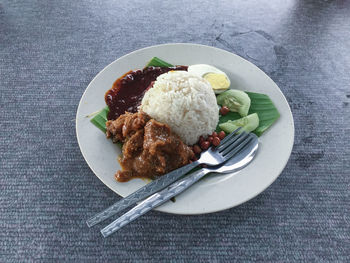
[76,43,294,215]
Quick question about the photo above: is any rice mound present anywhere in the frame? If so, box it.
[140,71,219,145]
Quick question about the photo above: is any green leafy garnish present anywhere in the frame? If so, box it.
[246,92,280,136]
[145,57,174,67]
[90,106,109,133]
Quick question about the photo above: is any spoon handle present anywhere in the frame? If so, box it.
[101,169,208,237]
[86,160,200,227]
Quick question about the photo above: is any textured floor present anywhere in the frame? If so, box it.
[1,0,349,261]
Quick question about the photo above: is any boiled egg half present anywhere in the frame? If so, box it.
[188,64,230,93]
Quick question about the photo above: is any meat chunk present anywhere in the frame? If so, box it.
[106,111,150,143]
[105,112,194,182]
[143,119,193,174]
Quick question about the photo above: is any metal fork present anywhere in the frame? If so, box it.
[87,128,247,227]
[101,133,258,237]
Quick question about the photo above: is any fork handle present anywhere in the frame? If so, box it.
[86,160,200,227]
[101,169,208,237]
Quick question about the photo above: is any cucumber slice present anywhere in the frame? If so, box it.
[219,113,259,133]
[216,89,251,117]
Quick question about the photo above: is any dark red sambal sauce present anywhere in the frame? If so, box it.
[105,66,188,120]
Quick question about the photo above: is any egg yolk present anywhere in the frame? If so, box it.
[203,73,230,90]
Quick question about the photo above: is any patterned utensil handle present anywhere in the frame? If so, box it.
[86,160,200,227]
[101,169,208,237]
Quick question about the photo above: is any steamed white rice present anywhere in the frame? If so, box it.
[140,71,219,145]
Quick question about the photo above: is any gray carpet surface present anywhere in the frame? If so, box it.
[1,0,349,262]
